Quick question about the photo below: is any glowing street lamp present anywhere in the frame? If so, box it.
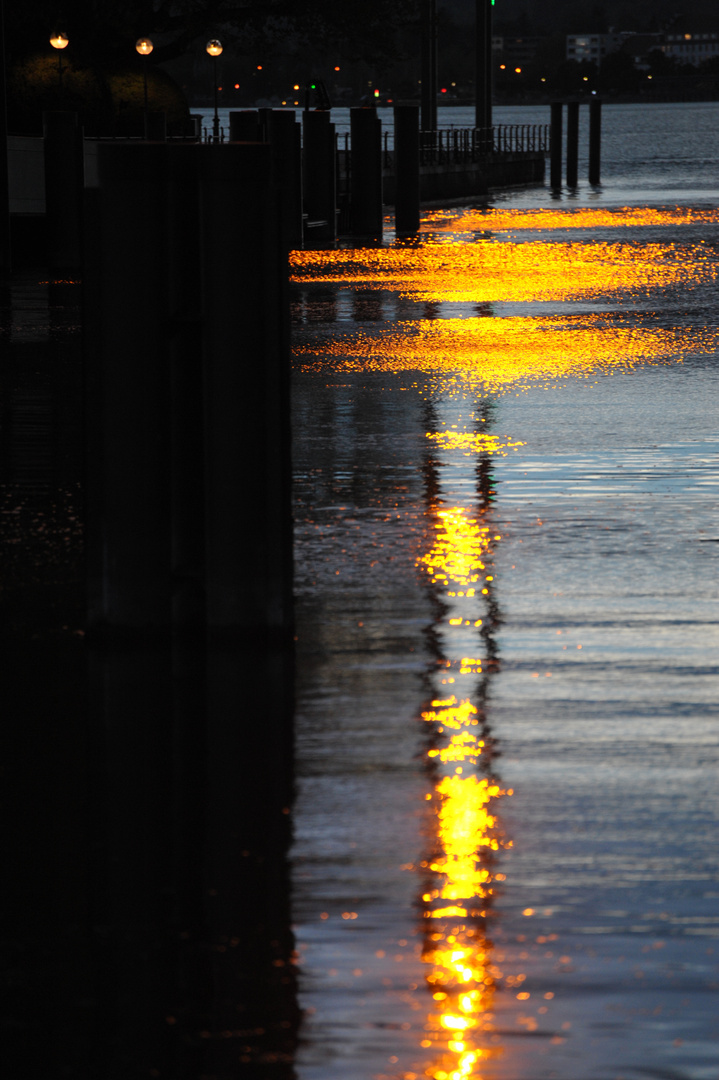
[49,32,69,91]
[206,38,223,141]
[135,37,153,134]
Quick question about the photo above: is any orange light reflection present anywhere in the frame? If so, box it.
[418,491,510,1077]
[291,238,716,305]
[421,204,719,234]
[295,315,713,394]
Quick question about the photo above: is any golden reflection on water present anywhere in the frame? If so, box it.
[291,236,716,305]
[426,431,525,457]
[416,429,511,1079]
[421,205,719,234]
[292,205,719,395]
[294,204,717,1076]
[296,314,711,393]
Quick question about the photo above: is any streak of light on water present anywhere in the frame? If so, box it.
[289,153,719,1079]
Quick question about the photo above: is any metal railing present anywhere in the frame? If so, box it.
[337,124,549,179]
[418,124,550,164]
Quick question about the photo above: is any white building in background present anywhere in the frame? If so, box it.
[567,29,719,68]
[663,32,719,65]
[565,33,628,62]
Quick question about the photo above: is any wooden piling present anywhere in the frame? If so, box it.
[589,97,602,185]
[550,101,563,190]
[566,100,579,188]
[259,108,304,249]
[350,107,383,238]
[394,104,420,235]
[302,110,336,241]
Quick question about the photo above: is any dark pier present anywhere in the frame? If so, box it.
[2,139,298,1077]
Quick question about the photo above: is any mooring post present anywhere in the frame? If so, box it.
[589,97,602,185]
[229,109,261,142]
[550,101,563,190]
[43,111,84,272]
[302,109,336,240]
[566,100,579,188]
[350,107,383,238]
[393,104,420,235]
[259,108,304,249]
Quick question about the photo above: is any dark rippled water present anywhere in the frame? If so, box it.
[289,103,719,1080]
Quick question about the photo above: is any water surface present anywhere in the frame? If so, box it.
[290,107,719,1080]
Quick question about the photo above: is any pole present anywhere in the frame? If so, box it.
[550,101,562,190]
[0,0,11,276]
[566,100,579,188]
[589,97,602,185]
[475,0,493,139]
[421,0,437,133]
[142,60,149,138]
[212,57,219,141]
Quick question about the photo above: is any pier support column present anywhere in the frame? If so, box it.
[566,100,579,188]
[87,143,293,640]
[350,107,383,238]
[260,108,303,249]
[589,97,602,185]
[199,144,292,634]
[550,101,563,190]
[302,110,336,241]
[229,109,261,141]
[394,104,420,235]
[86,144,173,630]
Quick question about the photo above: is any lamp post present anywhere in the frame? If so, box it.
[135,37,153,137]
[206,39,223,141]
[49,31,69,92]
